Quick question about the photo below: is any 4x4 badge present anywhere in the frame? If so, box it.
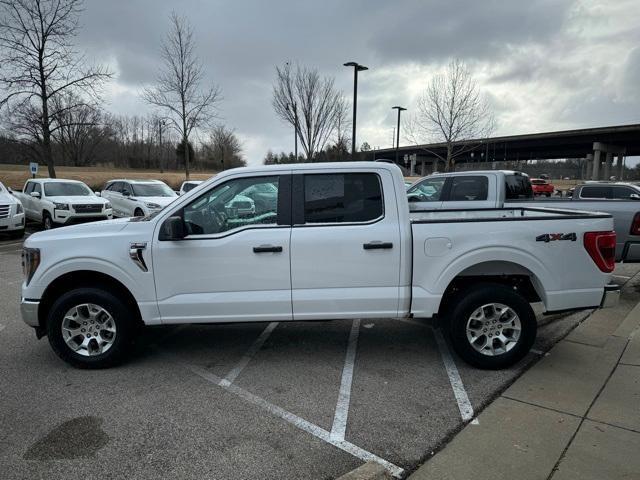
[536,233,577,243]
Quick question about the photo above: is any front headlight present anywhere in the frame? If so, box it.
[15,203,23,214]
[145,202,161,209]
[22,247,41,285]
[105,202,112,210]
[54,202,69,210]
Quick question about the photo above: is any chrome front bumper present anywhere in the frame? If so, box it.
[20,299,40,327]
[601,284,620,308]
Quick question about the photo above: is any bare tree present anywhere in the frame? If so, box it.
[51,91,109,166]
[203,125,245,170]
[143,13,220,180]
[0,0,112,177]
[272,62,344,161]
[407,59,494,171]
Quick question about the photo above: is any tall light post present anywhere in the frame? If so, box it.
[344,61,368,157]
[286,102,298,159]
[392,106,406,164]
[158,119,166,173]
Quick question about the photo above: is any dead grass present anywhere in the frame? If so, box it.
[0,164,216,191]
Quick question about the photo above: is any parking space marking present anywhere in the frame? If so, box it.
[330,318,361,441]
[186,363,405,478]
[434,329,475,422]
[219,321,279,387]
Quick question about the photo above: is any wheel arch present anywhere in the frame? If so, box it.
[38,270,143,329]
[437,260,546,316]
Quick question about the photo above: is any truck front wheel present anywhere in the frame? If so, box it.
[446,283,536,369]
[46,288,136,369]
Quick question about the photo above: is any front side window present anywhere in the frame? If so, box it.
[408,177,446,202]
[611,187,638,200]
[33,183,42,195]
[183,176,279,236]
[132,183,175,197]
[448,176,489,201]
[24,182,34,194]
[303,173,383,224]
[580,186,610,199]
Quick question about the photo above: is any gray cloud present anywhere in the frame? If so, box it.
[70,0,639,164]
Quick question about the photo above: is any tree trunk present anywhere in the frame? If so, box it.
[445,145,453,172]
[183,132,190,180]
[39,63,56,178]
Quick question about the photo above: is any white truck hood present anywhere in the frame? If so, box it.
[47,195,108,205]
[25,218,131,245]
[131,196,177,207]
[0,191,20,205]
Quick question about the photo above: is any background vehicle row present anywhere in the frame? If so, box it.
[0,181,25,238]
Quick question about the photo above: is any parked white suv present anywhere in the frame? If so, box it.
[101,179,177,217]
[13,179,112,230]
[0,181,25,238]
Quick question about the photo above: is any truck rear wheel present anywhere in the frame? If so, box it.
[446,283,536,369]
[46,288,136,369]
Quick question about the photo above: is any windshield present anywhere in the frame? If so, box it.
[44,182,92,197]
[132,183,176,197]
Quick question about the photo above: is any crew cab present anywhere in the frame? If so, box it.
[100,179,177,217]
[13,179,112,230]
[20,162,618,370]
[407,170,533,210]
[0,181,25,238]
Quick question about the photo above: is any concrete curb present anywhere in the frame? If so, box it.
[337,461,392,480]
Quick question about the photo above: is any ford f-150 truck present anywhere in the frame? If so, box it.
[20,162,619,369]
[408,172,640,262]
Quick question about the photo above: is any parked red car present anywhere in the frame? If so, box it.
[531,178,555,197]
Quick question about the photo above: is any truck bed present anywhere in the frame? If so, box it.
[410,206,610,223]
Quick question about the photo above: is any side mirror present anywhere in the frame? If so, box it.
[123,191,131,197]
[95,191,101,196]
[30,191,41,199]
[630,193,640,200]
[408,195,420,203]
[159,215,186,241]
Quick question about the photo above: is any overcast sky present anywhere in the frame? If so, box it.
[77,0,640,165]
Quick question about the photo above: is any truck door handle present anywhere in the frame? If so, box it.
[253,245,283,253]
[363,242,393,250]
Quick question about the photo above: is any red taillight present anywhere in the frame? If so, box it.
[630,213,640,236]
[584,231,616,273]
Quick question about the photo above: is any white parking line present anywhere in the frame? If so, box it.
[186,363,405,478]
[219,321,278,387]
[434,329,475,422]
[330,318,361,441]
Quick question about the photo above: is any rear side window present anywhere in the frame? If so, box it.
[303,173,383,224]
[505,175,533,200]
[580,186,610,199]
[448,176,488,201]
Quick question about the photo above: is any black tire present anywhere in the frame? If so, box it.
[46,287,136,369]
[134,208,144,217]
[446,283,536,369]
[545,192,551,197]
[42,211,54,230]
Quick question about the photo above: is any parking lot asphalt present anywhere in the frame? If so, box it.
[1,227,638,479]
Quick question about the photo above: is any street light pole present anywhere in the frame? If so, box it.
[344,61,368,157]
[392,106,406,164]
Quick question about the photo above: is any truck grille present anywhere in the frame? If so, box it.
[0,204,10,219]
[73,204,103,214]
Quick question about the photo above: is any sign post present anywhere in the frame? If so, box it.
[29,162,38,179]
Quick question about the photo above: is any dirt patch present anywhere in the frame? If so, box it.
[23,416,109,460]
[0,164,216,191]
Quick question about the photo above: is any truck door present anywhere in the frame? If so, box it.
[290,170,402,319]
[152,173,292,323]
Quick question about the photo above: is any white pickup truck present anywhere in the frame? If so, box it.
[20,162,619,369]
[13,179,113,229]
